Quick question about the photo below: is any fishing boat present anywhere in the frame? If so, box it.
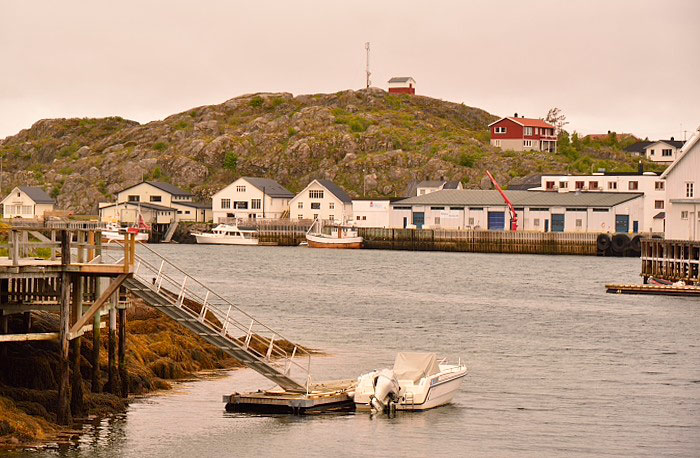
[353,352,467,413]
[102,222,150,242]
[305,220,362,249]
[193,224,258,245]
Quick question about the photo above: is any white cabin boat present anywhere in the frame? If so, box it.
[193,224,258,245]
[353,352,467,412]
[305,224,362,249]
[102,223,149,242]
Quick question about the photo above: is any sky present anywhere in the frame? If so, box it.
[1,0,698,141]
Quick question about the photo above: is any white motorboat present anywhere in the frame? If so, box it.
[305,223,362,249]
[102,223,149,242]
[193,224,258,245]
[353,352,467,412]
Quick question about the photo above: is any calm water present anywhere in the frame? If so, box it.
[27,247,700,456]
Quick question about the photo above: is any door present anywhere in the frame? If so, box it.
[487,211,505,231]
[632,220,639,233]
[615,214,629,233]
[412,212,424,229]
[544,219,549,232]
[402,217,408,228]
[551,214,565,232]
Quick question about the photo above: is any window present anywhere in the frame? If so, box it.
[560,181,568,189]
[430,207,445,210]
[251,199,261,209]
[468,217,475,225]
[309,190,324,199]
[329,215,334,221]
[662,149,672,157]
[236,185,246,192]
[493,139,501,147]
[546,181,555,190]
[655,200,664,209]
[234,201,248,209]
[655,181,664,191]
[534,218,540,227]
[628,181,639,191]
[434,217,441,225]
[298,214,303,220]
[419,189,426,195]
[592,208,609,212]
[357,216,361,220]
[524,127,533,136]
[576,219,582,228]
[362,216,367,220]
[681,211,689,220]
[311,202,321,210]
[686,182,694,198]
[589,181,599,190]
[150,195,162,202]
[608,182,617,190]
[22,205,32,215]
[575,181,585,190]
[221,198,231,209]
[523,140,532,147]
[128,195,140,202]
[185,210,190,215]
[535,128,540,135]
[313,214,319,220]
[494,127,507,134]
[329,202,335,209]
[649,149,655,156]
[177,210,182,214]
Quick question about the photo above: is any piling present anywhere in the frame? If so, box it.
[118,304,128,398]
[56,231,71,425]
[107,295,118,395]
[0,310,7,359]
[70,273,84,416]
[91,232,102,392]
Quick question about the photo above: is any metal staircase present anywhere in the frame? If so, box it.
[105,242,310,392]
[162,221,178,243]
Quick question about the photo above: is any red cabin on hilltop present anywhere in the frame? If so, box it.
[388,77,416,95]
[488,114,557,153]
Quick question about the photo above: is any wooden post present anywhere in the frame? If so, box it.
[118,304,128,398]
[0,309,7,360]
[70,274,84,416]
[11,230,19,266]
[56,273,71,425]
[22,311,31,333]
[92,234,103,393]
[50,230,56,261]
[61,230,71,265]
[107,294,118,395]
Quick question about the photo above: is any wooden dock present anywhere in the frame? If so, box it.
[641,238,699,285]
[0,225,136,425]
[606,283,700,296]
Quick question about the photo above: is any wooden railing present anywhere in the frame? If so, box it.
[641,238,700,284]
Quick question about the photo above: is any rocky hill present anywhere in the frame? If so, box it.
[0,89,657,213]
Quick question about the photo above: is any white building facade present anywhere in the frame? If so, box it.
[535,172,666,233]
[289,179,353,223]
[212,177,293,222]
[352,200,393,227]
[644,139,685,164]
[662,126,700,241]
[1,186,55,219]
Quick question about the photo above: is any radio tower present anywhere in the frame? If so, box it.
[365,42,371,88]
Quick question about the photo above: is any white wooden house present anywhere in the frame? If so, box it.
[211,177,293,222]
[290,179,353,223]
[661,125,700,241]
[1,186,55,219]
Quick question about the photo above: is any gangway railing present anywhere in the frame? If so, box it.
[103,241,312,392]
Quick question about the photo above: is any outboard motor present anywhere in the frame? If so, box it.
[369,369,400,413]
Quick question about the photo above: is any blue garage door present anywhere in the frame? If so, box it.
[488,211,505,231]
[551,214,565,232]
[412,212,425,229]
[615,215,629,233]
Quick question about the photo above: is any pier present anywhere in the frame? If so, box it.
[641,238,700,285]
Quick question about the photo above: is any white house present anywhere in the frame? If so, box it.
[389,189,644,233]
[643,138,685,164]
[535,170,666,233]
[352,199,394,227]
[99,181,211,224]
[387,77,416,95]
[1,186,55,219]
[405,180,463,197]
[212,177,293,222]
[661,125,700,241]
[290,179,353,223]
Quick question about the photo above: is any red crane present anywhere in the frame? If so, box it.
[486,171,518,231]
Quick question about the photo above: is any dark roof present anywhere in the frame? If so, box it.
[418,180,447,188]
[508,174,545,190]
[174,201,212,209]
[653,212,665,219]
[17,186,55,204]
[242,177,294,198]
[317,180,352,203]
[101,201,174,212]
[403,181,419,197]
[443,181,461,189]
[656,139,685,149]
[393,189,643,208]
[388,77,414,83]
[624,141,652,153]
[118,181,192,196]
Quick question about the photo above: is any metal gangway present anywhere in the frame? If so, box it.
[104,242,311,393]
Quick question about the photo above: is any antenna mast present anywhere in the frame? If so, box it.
[365,42,371,88]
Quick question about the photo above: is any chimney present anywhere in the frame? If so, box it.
[514,113,518,118]
[670,136,674,141]
[638,160,643,175]
[607,130,611,134]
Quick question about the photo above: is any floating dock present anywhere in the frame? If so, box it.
[223,380,356,414]
[606,283,700,296]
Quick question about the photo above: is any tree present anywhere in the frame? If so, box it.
[223,152,238,171]
[545,107,569,136]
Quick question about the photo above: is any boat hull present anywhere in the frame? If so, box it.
[194,234,258,245]
[306,234,362,249]
[102,232,149,243]
[397,372,466,411]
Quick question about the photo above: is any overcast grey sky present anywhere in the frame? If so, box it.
[1,0,698,140]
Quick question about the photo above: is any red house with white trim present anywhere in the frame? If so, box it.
[488,114,557,153]
[388,77,416,95]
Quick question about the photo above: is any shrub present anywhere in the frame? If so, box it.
[223,152,238,171]
[288,127,298,137]
[174,121,190,130]
[153,142,168,152]
[458,153,476,168]
[250,96,264,108]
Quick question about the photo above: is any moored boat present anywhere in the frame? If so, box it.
[193,224,258,245]
[353,352,467,413]
[305,223,362,249]
[102,222,149,242]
